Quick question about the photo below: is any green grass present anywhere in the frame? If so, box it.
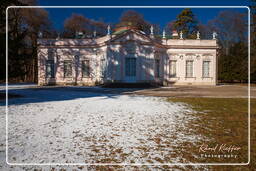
[167,97,256,170]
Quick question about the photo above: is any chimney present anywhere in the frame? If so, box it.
[172,30,179,39]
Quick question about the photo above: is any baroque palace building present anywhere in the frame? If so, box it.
[37,25,218,86]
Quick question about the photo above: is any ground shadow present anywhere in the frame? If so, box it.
[0,85,152,106]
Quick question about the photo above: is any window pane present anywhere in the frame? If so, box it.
[46,60,54,78]
[186,61,193,77]
[155,59,160,78]
[64,61,72,78]
[125,58,136,76]
[125,58,129,76]
[100,59,105,77]
[169,60,176,77]
[82,60,90,77]
[203,61,210,77]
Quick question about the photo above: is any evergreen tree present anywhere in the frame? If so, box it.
[172,8,199,39]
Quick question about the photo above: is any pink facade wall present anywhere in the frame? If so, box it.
[38,31,218,86]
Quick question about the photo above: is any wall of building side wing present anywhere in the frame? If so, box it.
[37,46,107,85]
[165,49,217,85]
[163,39,217,85]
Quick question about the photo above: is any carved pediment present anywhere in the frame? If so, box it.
[110,31,152,44]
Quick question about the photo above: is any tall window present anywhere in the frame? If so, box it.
[169,60,176,77]
[82,60,90,77]
[155,59,160,78]
[203,61,210,77]
[186,60,193,77]
[64,60,72,78]
[125,58,136,76]
[100,59,105,78]
[46,60,54,78]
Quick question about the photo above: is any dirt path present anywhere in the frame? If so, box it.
[132,85,256,98]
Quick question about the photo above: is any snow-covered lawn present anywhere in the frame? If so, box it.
[0,86,202,167]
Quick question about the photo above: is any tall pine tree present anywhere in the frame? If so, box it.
[172,8,199,39]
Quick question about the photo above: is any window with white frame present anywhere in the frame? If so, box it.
[155,59,160,78]
[82,60,90,77]
[169,60,176,77]
[100,59,106,77]
[64,60,72,78]
[186,60,193,77]
[46,60,54,78]
[203,61,210,77]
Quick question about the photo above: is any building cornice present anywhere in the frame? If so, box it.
[37,30,218,50]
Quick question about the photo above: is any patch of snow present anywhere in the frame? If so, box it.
[0,87,206,170]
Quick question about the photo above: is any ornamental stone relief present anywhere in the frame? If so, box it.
[196,54,201,60]
[185,53,196,60]
[144,47,153,54]
[169,53,205,60]
[154,53,161,59]
[202,53,213,60]
[168,53,179,59]
[202,56,211,61]
[63,50,71,56]
[202,53,213,57]
[124,41,136,54]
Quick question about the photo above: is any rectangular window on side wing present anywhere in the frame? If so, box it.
[64,60,72,78]
[46,60,54,78]
[82,60,90,77]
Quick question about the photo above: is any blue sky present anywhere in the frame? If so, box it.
[37,0,250,31]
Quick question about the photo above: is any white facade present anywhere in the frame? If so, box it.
[37,29,218,86]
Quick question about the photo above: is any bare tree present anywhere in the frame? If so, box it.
[208,10,247,55]
[118,10,151,33]
[4,0,53,82]
[63,13,108,38]
[63,13,91,38]
[20,8,53,82]
[90,20,108,36]
[197,22,211,39]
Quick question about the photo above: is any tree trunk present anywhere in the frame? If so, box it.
[32,58,35,82]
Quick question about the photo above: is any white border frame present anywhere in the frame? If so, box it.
[5,6,251,166]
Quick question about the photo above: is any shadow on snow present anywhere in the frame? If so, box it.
[0,86,148,106]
